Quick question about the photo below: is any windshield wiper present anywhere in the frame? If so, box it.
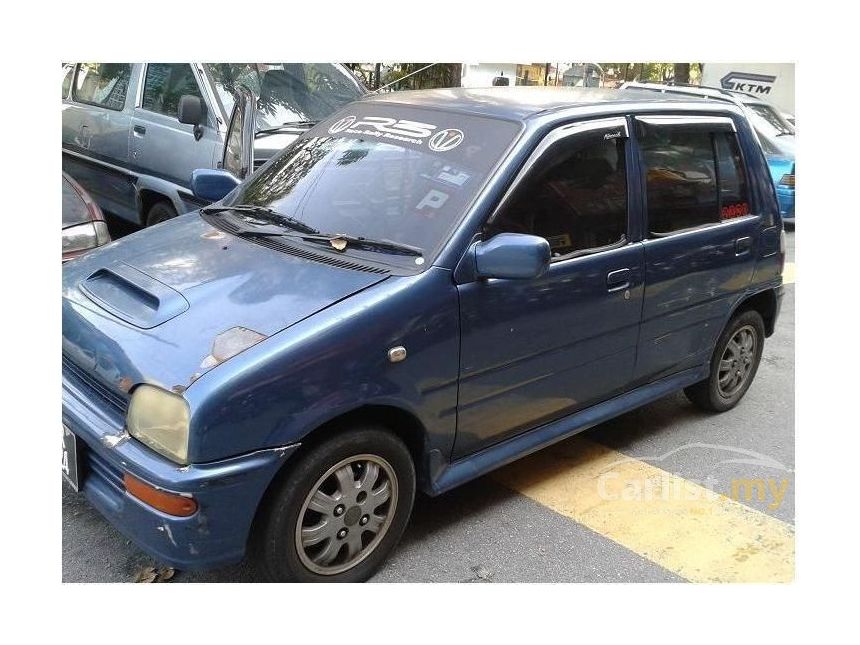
[200,204,320,235]
[240,228,423,258]
[255,121,319,137]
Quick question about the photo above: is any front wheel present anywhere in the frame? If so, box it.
[252,427,415,582]
[684,309,765,412]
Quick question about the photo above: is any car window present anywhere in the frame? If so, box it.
[62,64,73,99]
[73,63,132,110]
[228,105,521,265]
[640,128,751,235]
[223,105,245,177]
[488,135,628,258]
[142,63,204,119]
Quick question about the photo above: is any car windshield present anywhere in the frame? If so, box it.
[204,63,365,131]
[223,105,522,265]
[746,103,794,137]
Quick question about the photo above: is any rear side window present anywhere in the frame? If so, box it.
[142,64,204,119]
[640,126,750,235]
[489,136,628,258]
[73,63,132,110]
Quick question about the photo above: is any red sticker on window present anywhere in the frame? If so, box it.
[721,202,749,219]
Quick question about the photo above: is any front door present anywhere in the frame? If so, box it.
[453,117,645,459]
[130,63,220,188]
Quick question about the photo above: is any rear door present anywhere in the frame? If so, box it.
[454,117,645,459]
[130,63,220,188]
[632,114,761,383]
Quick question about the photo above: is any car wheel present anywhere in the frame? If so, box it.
[146,201,178,226]
[252,427,415,582]
[684,309,765,413]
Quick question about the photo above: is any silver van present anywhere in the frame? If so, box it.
[62,63,366,226]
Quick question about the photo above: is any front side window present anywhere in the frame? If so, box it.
[73,63,132,110]
[488,134,628,258]
[223,105,245,177]
[640,126,751,235]
[225,106,521,265]
[142,63,203,119]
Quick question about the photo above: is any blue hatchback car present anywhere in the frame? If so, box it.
[62,87,785,582]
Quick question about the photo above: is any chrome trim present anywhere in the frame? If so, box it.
[641,214,761,243]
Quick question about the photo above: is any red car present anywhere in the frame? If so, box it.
[62,172,110,261]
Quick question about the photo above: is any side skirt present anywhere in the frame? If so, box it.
[427,364,708,496]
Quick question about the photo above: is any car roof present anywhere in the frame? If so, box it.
[356,86,717,121]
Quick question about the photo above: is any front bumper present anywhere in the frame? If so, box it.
[62,363,299,570]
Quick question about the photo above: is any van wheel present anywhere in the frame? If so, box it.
[684,310,765,412]
[146,201,178,226]
[252,427,415,582]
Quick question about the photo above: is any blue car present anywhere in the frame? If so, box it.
[62,87,785,581]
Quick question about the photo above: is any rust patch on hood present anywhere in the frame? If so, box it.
[193,326,268,382]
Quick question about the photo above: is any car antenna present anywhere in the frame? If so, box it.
[372,63,439,94]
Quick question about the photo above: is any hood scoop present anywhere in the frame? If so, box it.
[79,264,189,329]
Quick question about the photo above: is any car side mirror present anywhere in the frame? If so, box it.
[474,233,551,280]
[191,169,240,203]
[178,95,207,140]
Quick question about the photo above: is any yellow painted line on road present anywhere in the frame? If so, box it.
[493,436,795,583]
[783,262,795,285]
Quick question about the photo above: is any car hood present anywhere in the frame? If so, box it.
[62,213,389,397]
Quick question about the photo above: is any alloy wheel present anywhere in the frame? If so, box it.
[717,324,758,397]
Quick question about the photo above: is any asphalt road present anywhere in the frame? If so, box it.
[62,232,795,583]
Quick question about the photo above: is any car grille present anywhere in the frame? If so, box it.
[62,355,129,416]
[86,446,124,494]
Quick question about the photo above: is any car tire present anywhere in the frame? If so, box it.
[684,309,766,413]
[252,427,415,582]
[146,201,178,226]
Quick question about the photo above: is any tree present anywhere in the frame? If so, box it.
[674,63,691,85]
[381,63,462,90]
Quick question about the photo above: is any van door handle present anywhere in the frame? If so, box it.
[735,236,752,256]
[607,268,631,292]
[133,124,146,136]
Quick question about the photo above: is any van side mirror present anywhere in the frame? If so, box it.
[474,233,551,280]
[178,95,207,140]
[191,169,240,203]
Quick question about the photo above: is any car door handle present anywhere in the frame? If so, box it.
[607,268,631,292]
[133,124,146,136]
[735,236,752,256]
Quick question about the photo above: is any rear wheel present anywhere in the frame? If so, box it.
[252,427,415,582]
[684,309,765,412]
[146,201,178,226]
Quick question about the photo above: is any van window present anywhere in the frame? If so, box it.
[62,64,73,99]
[488,136,628,258]
[640,128,750,235]
[73,63,131,111]
[142,64,204,119]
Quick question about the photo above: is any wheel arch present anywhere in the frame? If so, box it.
[732,287,779,337]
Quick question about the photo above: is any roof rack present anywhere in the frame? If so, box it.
[621,80,755,109]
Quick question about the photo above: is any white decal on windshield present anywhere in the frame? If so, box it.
[328,115,465,150]
[416,189,450,211]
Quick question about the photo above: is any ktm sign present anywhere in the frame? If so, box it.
[720,71,777,95]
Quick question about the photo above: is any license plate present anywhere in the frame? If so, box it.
[62,425,81,492]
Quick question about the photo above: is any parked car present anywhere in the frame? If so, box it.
[62,172,110,262]
[61,63,366,227]
[62,87,785,582]
[621,81,795,227]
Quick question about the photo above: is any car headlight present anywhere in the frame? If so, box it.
[62,221,110,256]
[127,385,191,464]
